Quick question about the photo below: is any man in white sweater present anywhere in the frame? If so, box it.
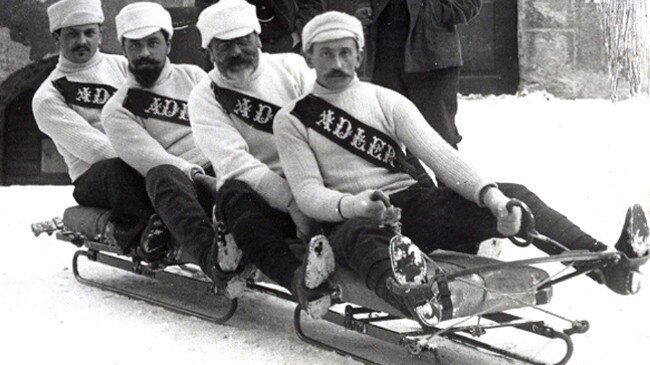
[32,0,162,256]
[189,0,335,315]
[101,3,215,274]
[274,11,649,326]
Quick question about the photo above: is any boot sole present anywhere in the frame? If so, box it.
[304,235,336,290]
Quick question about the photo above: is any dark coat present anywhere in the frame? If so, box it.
[367,0,482,75]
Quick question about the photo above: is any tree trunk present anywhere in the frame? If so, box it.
[598,0,650,98]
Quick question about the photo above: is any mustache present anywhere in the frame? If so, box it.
[72,44,90,52]
[224,55,255,68]
[326,69,351,78]
[133,57,160,67]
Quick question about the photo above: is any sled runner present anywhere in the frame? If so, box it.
[31,200,625,365]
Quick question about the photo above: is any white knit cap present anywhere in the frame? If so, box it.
[47,0,105,33]
[302,11,364,53]
[115,2,173,41]
[196,0,261,48]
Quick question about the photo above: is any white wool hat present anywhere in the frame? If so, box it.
[196,0,261,48]
[47,0,105,33]
[302,11,364,53]
[115,2,173,41]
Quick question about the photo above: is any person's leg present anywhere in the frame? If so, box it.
[500,183,650,294]
[73,158,153,249]
[498,183,608,254]
[325,218,414,316]
[390,182,609,254]
[390,184,498,254]
[404,67,462,148]
[392,181,648,294]
[215,179,301,290]
[145,165,214,267]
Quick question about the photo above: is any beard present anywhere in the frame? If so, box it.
[218,52,258,79]
[129,58,164,88]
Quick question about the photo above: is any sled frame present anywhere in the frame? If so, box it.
[69,242,579,365]
[71,249,238,324]
[36,218,597,365]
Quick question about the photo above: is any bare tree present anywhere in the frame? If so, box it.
[598,0,650,99]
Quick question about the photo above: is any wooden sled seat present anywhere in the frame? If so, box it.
[61,205,552,322]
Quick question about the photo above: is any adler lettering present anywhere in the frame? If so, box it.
[254,103,274,124]
[350,128,367,151]
[367,136,387,160]
[382,144,397,167]
[178,103,190,122]
[124,89,190,126]
[333,117,353,139]
[211,83,279,133]
[316,109,335,131]
[162,99,179,118]
[234,98,252,118]
[76,87,92,103]
[144,97,163,116]
[292,94,417,178]
[54,78,117,109]
[93,87,113,105]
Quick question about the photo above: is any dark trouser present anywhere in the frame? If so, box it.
[73,158,153,249]
[215,180,300,290]
[373,46,462,149]
[326,181,606,314]
[145,165,215,266]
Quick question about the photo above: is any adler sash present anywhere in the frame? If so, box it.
[291,95,423,180]
[123,89,190,126]
[52,77,117,109]
[211,82,280,134]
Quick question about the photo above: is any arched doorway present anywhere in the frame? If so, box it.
[0,56,70,185]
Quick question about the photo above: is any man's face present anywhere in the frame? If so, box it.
[306,38,361,91]
[54,23,102,64]
[122,30,171,88]
[207,33,261,78]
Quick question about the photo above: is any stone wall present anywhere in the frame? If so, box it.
[518,0,614,98]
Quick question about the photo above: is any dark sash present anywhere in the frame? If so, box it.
[52,77,117,109]
[291,95,422,179]
[123,89,190,126]
[211,82,280,134]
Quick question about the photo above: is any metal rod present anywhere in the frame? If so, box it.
[72,250,238,324]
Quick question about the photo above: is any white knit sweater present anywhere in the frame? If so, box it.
[102,59,209,178]
[274,77,494,222]
[32,52,128,181]
[189,52,315,211]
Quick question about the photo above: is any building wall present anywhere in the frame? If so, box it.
[0,0,628,99]
[518,0,614,98]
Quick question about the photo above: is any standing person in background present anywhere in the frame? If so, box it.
[195,0,323,53]
[354,0,482,149]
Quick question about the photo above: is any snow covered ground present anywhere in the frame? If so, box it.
[1,94,649,365]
